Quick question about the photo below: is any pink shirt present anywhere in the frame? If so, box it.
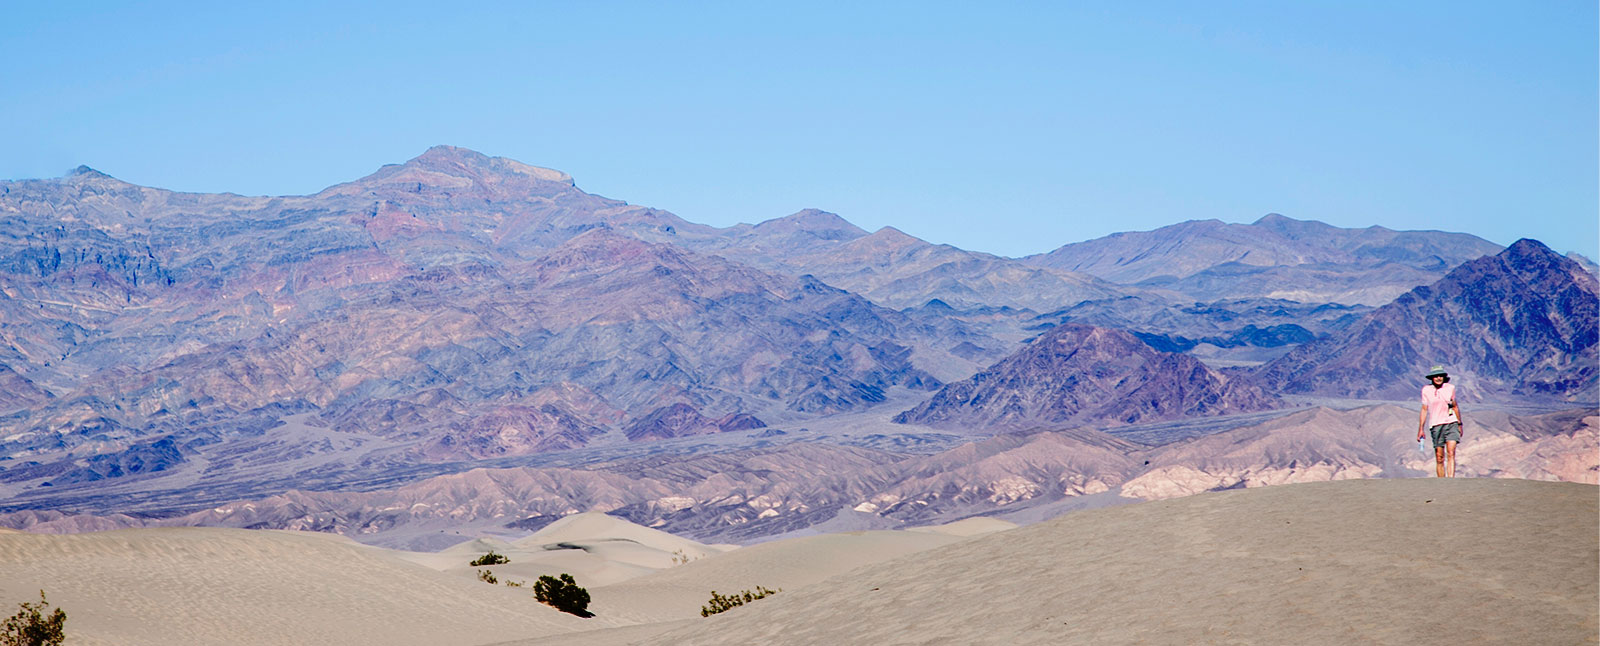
[1421,383,1459,427]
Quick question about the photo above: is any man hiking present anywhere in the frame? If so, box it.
[1417,366,1465,477]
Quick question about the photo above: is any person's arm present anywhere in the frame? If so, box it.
[1451,397,1464,437]
[1418,404,1428,441]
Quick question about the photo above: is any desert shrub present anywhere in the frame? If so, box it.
[670,548,696,565]
[477,569,499,585]
[533,574,592,618]
[469,551,510,566]
[700,586,780,617]
[1,590,66,646]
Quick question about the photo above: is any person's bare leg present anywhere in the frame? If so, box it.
[1434,445,1446,477]
[1445,440,1457,478]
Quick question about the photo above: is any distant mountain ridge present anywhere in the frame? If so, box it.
[681,213,1132,312]
[1254,238,1598,402]
[1024,214,1504,305]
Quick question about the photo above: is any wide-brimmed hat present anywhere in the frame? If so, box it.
[1423,366,1448,379]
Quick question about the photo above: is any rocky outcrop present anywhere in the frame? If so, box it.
[426,404,606,459]
[621,403,766,441]
[894,324,1278,429]
[0,364,52,414]
[855,427,1142,523]
[42,436,186,486]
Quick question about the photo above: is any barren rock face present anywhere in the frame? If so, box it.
[894,323,1277,429]
[0,150,955,469]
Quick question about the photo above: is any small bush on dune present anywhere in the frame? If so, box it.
[700,586,780,617]
[533,574,592,618]
[469,551,510,566]
[476,569,527,587]
[1,590,66,646]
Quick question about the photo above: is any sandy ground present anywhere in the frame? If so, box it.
[0,527,600,646]
[497,524,987,645]
[640,478,1599,645]
[1,478,1592,645]
[389,511,736,588]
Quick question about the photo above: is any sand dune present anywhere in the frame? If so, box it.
[384,511,737,588]
[4,478,1593,645]
[905,515,1019,537]
[640,478,1597,645]
[501,528,973,645]
[0,528,601,646]
[516,511,732,564]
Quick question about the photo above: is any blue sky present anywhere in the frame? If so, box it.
[4,1,1595,258]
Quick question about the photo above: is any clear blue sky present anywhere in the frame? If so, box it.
[4,1,1595,258]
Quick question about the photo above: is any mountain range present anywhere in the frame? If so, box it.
[1254,238,1598,402]
[1,146,1593,546]
[1024,213,1504,305]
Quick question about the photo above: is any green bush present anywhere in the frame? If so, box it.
[700,586,780,617]
[1,590,66,646]
[469,551,510,566]
[476,569,499,585]
[533,574,592,618]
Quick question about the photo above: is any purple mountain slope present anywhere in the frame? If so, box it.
[1253,239,1598,401]
[894,324,1278,429]
[0,150,975,474]
[0,227,954,465]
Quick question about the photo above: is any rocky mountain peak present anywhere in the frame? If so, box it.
[60,165,137,190]
[404,145,574,184]
[1502,238,1565,267]
[864,226,920,245]
[1251,213,1341,237]
[752,209,868,241]
[68,165,112,179]
[1446,238,1591,295]
[320,146,575,197]
[835,226,925,257]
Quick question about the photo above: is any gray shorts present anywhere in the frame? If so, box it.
[1429,422,1461,448]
